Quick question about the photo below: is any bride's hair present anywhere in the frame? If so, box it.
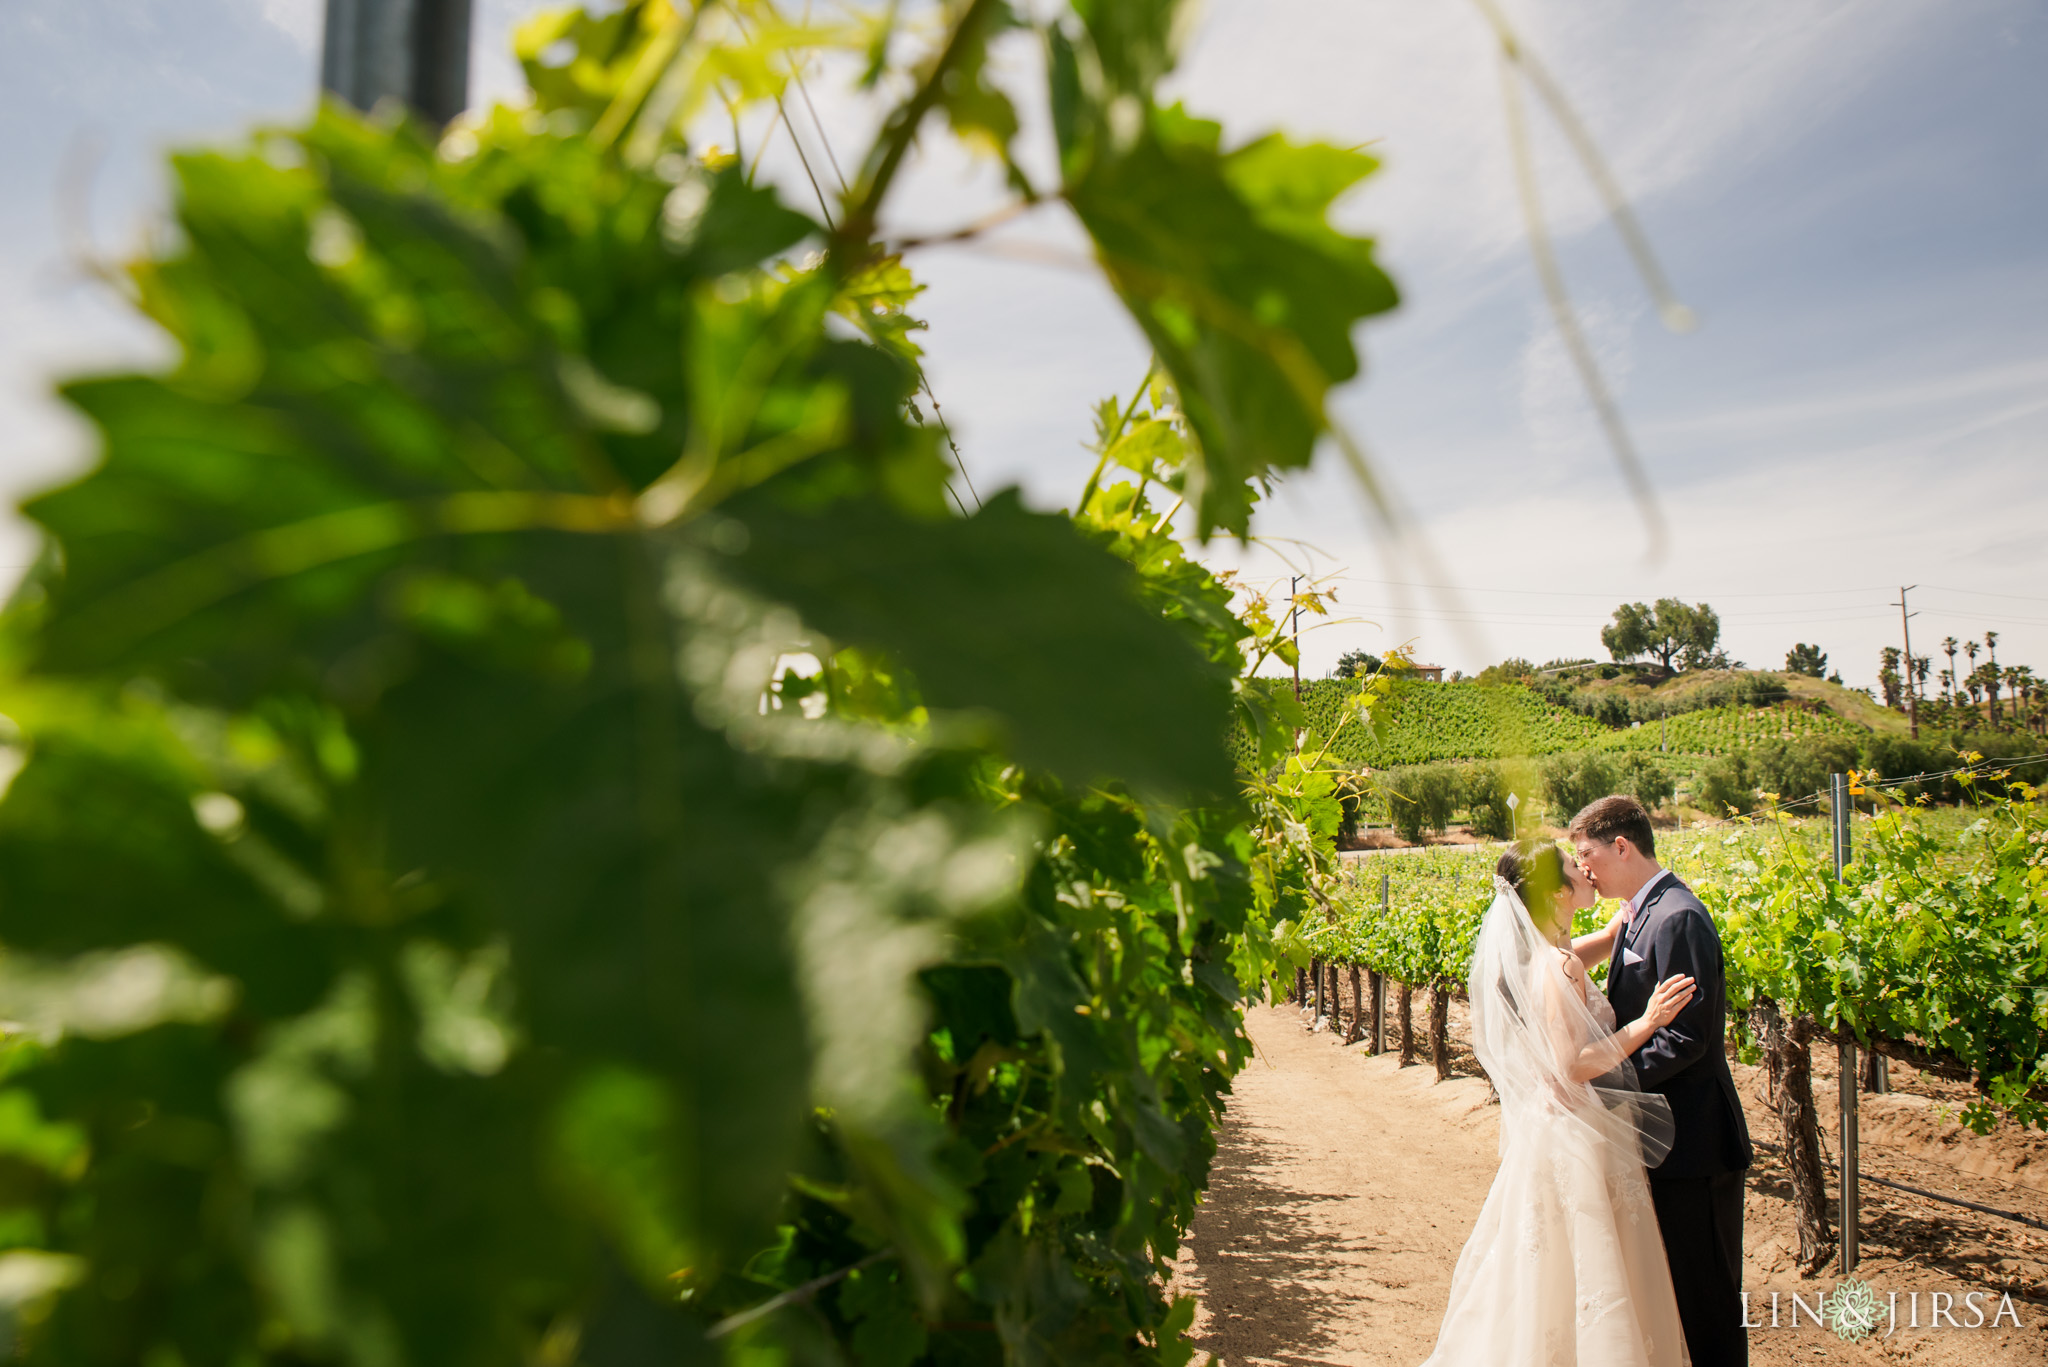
[1495,843,1568,909]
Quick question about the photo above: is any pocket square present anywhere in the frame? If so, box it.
[1621,947,1646,966]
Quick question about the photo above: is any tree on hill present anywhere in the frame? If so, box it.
[1985,632,2003,726]
[1879,646,1904,709]
[1601,598,1722,672]
[1785,642,1828,677]
[1472,657,1537,686]
[1332,648,1383,679]
[1973,660,2004,727]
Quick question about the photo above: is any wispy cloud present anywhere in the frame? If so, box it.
[1637,355,2048,445]
[1517,299,1642,476]
[1170,0,1949,271]
[253,0,319,51]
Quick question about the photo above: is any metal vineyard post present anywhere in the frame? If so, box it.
[1833,771,1861,1275]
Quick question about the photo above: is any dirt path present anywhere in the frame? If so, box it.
[1170,1005,1499,1366]
[1171,1004,2048,1366]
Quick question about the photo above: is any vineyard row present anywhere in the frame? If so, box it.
[1309,781,2048,1270]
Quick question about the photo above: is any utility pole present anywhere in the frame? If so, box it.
[322,0,474,126]
[1892,585,1919,739]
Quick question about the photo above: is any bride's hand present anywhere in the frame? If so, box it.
[1640,973,1696,1030]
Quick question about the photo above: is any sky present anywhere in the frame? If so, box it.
[3,0,2045,694]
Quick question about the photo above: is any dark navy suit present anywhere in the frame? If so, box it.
[1606,871,1752,1367]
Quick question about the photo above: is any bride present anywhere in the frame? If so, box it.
[1419,844,1696,1366]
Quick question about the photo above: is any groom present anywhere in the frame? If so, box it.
[1572,795,1754,1367]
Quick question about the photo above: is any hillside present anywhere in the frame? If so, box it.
[1550,665,1910,736]
[1256,671,1884,768]
[1778,672,1913,733]
[1288,679,1607,766]
[1598,700,1864,755]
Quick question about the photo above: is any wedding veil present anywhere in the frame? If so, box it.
[1467,875,1675,1167]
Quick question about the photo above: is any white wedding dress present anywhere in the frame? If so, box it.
[1419,880,1690,1367]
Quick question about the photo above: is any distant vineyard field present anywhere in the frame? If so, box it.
[1595,703,1865,757]
[1246,677,1869,768]
[1294,678,1607,764]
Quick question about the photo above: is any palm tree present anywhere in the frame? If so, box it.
[1965,640,1981,720]
[1878,646,1903,709]
[1942,636,1959,702]
[1968,661,2000,726]
[2022,668,2046,736]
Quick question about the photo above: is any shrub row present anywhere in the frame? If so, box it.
[1363,751,1683,843]
[1536,671,1794,726]
[1695,729,2048,815]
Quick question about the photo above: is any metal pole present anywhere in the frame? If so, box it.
[1290,575,1302,704]
[1372,872,1389,1052]
[322,0,474,126]
[1832,771,1859,1273]
[1840,1036,1859,1272]
[1893,586,1920,740]
[1831,773,1851,874]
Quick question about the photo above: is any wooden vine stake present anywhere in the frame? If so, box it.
[1429,983,1450,1080]
[1345,965,1364,1044]
[1760,996,1833,1270]
[1367,969,1384,1054]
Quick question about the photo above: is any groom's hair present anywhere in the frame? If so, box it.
[1569,795,1657,857]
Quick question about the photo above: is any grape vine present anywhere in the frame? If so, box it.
[0,3,1395,1364]
[1321,781,2048,1136]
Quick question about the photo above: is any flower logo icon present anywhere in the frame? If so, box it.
[1821,1278,1881,1341]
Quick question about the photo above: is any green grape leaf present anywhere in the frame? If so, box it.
[718,488,1236,799]
[1103,417,1185,478]
[832,254,929,364]
[933,1,1024,164]
[1064,105,1397,538]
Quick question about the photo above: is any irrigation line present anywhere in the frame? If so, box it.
[1751,1137,2048,1236]
[1853,1172,2048,1235]
[1318,950,2048,1238]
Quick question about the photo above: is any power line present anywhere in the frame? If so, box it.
[1325,575,1898,601]
[1920,584,2048,606]
[1320,576,2048,619]
[1338,604,1903,627]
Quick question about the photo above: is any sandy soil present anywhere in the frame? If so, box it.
[1170,1002,2048,1366]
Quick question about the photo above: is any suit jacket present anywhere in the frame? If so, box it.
[1605,872,1754,1182]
